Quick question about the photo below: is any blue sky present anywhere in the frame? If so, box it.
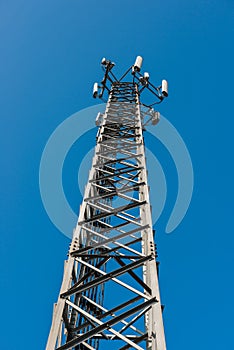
[1,0,234,349]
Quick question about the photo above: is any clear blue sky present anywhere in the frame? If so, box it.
[0,1,234,349]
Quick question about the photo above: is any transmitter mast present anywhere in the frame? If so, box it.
[46,56,168,350]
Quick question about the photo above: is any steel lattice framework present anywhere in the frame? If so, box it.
[46,57,168,350]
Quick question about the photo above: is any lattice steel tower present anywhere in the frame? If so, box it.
[46,56,168,350]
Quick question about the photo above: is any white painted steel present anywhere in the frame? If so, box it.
[46,82,167,350]
[66,300,144,350]
[135,89,166,349]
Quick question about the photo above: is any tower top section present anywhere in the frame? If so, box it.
[93,55,168,108]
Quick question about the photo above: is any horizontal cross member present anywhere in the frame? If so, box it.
[78,200,146,225]
[56,297,157,350]
[60,254,152,298]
